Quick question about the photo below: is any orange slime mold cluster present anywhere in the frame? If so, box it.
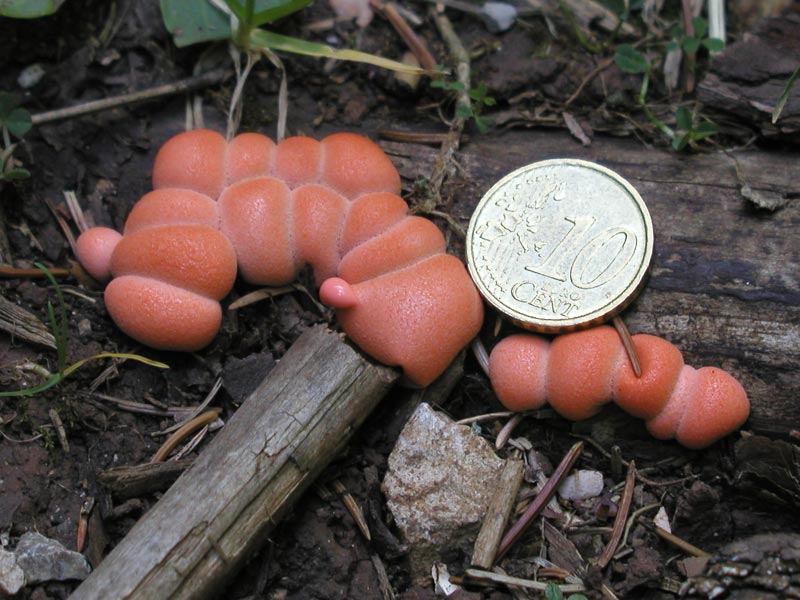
[75,130,484,387]
[488,326,750,448]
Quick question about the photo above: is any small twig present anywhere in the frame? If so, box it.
[45,197,78,257]
[455,411,515,426]
[597,461,635,568]
[495,441,584,560]
[48,408,69,452]
[151,408,222,463]
[461,568,586,594]
[0,266,70,278]
[653,524,710,558]
[612,316,641,377]
[378,130,449,144]
[371,554,397,600]
[76,496,95,553]
[681,0,696,93]
[62,191,89,234]
[155,378,223,436]
[471,458,525,569]
[261,48,288,142]
[332,479,371,542]
[471,338,490,378]
[429,8,470,197]
[496,414,524,450]
[31,69,228,126]
[370,0,437,70]
[618,502,661,555]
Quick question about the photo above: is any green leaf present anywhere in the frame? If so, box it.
[693,120,719,138]
[474,115,492,133]
[681,36,700,53]
[0,92,18,119]
[672,132,690,150]
[251,0,312,27]
[545,583,564,600]
[455,104,474,119]
[7,107,32,138]
[675,106,692,131]
[702,38,724,52]
[249,29,438,75]
[665,40,680,53]
[160,0,232,47]
[0,0,64,18]
[773,66,800,124]
[1,167,30,180]
[614,44,650,74]
[692,16,707,39]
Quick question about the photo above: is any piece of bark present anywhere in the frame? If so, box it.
[0,292,56,349]
[98,460,193,500]
[384,128,799,438]
[71,326,398,600]
[471,457,525,569]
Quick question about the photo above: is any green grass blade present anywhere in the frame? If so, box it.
[35,263,67,374]
[249,29,439,75]
[0,374,62,397]
[772,66,800,124]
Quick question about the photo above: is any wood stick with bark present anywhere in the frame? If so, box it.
[71,326,398,600]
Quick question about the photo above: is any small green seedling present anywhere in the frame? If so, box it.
[0,264,168,397]
[544,582,588,600]
[431,79,496,133]
[0,92,33,181]
[672,105,718,150]
[667,16,724,55]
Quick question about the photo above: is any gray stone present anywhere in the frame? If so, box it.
[557,469,604,501]
[14,532,91,584]
[382,403,505,583]
[0,548,25,595]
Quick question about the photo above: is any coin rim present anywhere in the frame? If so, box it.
[466,158,654,332]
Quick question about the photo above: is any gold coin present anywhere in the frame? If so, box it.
[466,159,654,332]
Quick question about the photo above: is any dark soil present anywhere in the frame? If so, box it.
[1,1,798,599]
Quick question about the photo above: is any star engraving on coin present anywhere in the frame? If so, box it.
[467,159,654,331]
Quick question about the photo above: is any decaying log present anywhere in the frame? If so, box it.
[72,326,398,600]
[385,128,799,437]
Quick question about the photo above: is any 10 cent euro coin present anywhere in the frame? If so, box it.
[466,159,654,332]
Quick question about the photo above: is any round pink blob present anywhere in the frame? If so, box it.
[75,227,123,281]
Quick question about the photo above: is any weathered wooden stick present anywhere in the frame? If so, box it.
[72,326,398,600]
[471,458,525,569]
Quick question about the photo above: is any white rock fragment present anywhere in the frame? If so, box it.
[654,506,671,533]
[17,64,45,89]
[382,403,505,583]
[0,549,25,596]
[557,469,604,501]
[14,532,91,584]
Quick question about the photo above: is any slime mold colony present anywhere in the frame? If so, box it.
[76,130,484,387]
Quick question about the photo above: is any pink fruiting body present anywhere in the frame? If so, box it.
[488,326,750,448]
[75,129,484,387]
